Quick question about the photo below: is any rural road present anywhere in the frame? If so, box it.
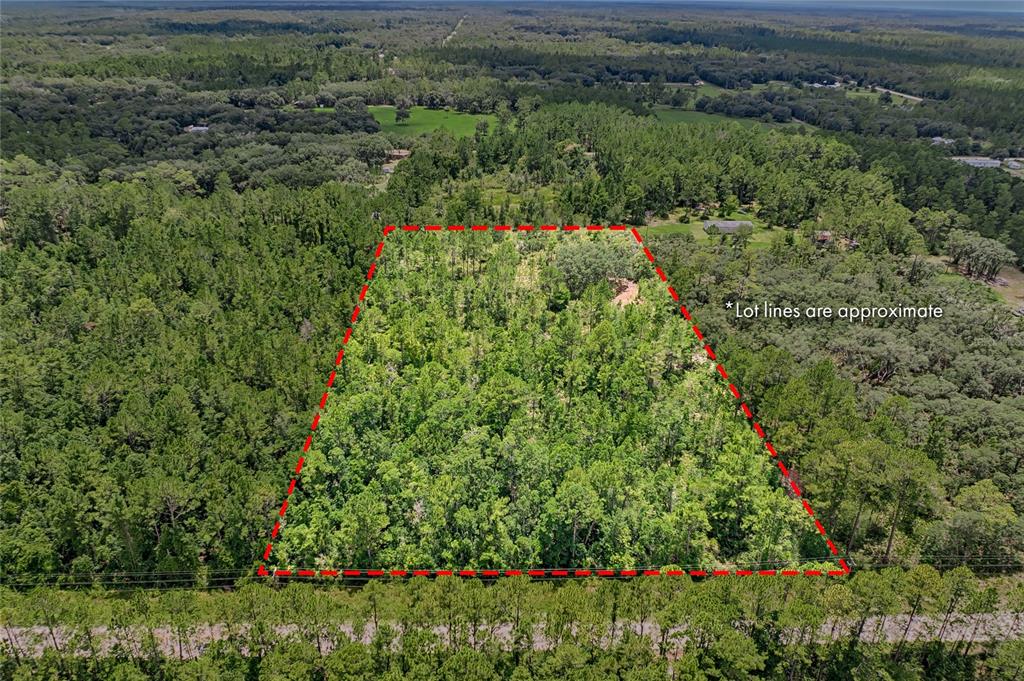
[5,613,1023,659]
[874,86,924,102]
[442,16,465,46]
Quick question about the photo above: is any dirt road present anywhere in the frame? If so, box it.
[5,613,1023,659]
[442,16,465,46]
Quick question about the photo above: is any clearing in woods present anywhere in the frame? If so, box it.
[369,105,497,137]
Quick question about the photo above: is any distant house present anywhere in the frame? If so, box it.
[1007,160,1022,170]
[813,230,833,246]
[381,150,412,175]
[952,156,1002,169]
[183,125,209,133]
[930,136,954,146]
[704,220,752,235]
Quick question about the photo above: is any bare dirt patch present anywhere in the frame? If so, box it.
[992,264,1024,312]
[610,278,640,307]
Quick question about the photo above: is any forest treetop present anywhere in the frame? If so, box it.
[4,4,1024,678]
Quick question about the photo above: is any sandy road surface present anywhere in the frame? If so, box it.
[442,16,465,46]
[5,613,1023,659]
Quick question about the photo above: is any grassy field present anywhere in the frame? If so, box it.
[664,82,728,99]
[652,107,762,127]
[843,86,921,105]
[640,211,780,251]
[369,105,496,137]
[694,82,728,98]
[843,88,882,103]
[749,80,791,92]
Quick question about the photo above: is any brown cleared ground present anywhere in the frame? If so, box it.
[994,264,1024,310]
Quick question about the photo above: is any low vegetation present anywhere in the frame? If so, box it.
[368,105,495,137]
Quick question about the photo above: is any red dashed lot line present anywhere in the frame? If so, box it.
[629,226,849,578]
[257,224,850,579]
[257,232,390,578]
[262,566,839,578]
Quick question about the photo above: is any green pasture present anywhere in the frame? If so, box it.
[369,105,496,137]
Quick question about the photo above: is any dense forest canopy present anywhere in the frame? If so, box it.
[3,3,1022,257]
[3,100,1022,579]
[3,2,1024,679]
[276,233,821,572]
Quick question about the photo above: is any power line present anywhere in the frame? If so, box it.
[3,554,1022,592]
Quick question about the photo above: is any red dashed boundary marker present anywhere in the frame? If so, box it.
[257,224,851,580]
